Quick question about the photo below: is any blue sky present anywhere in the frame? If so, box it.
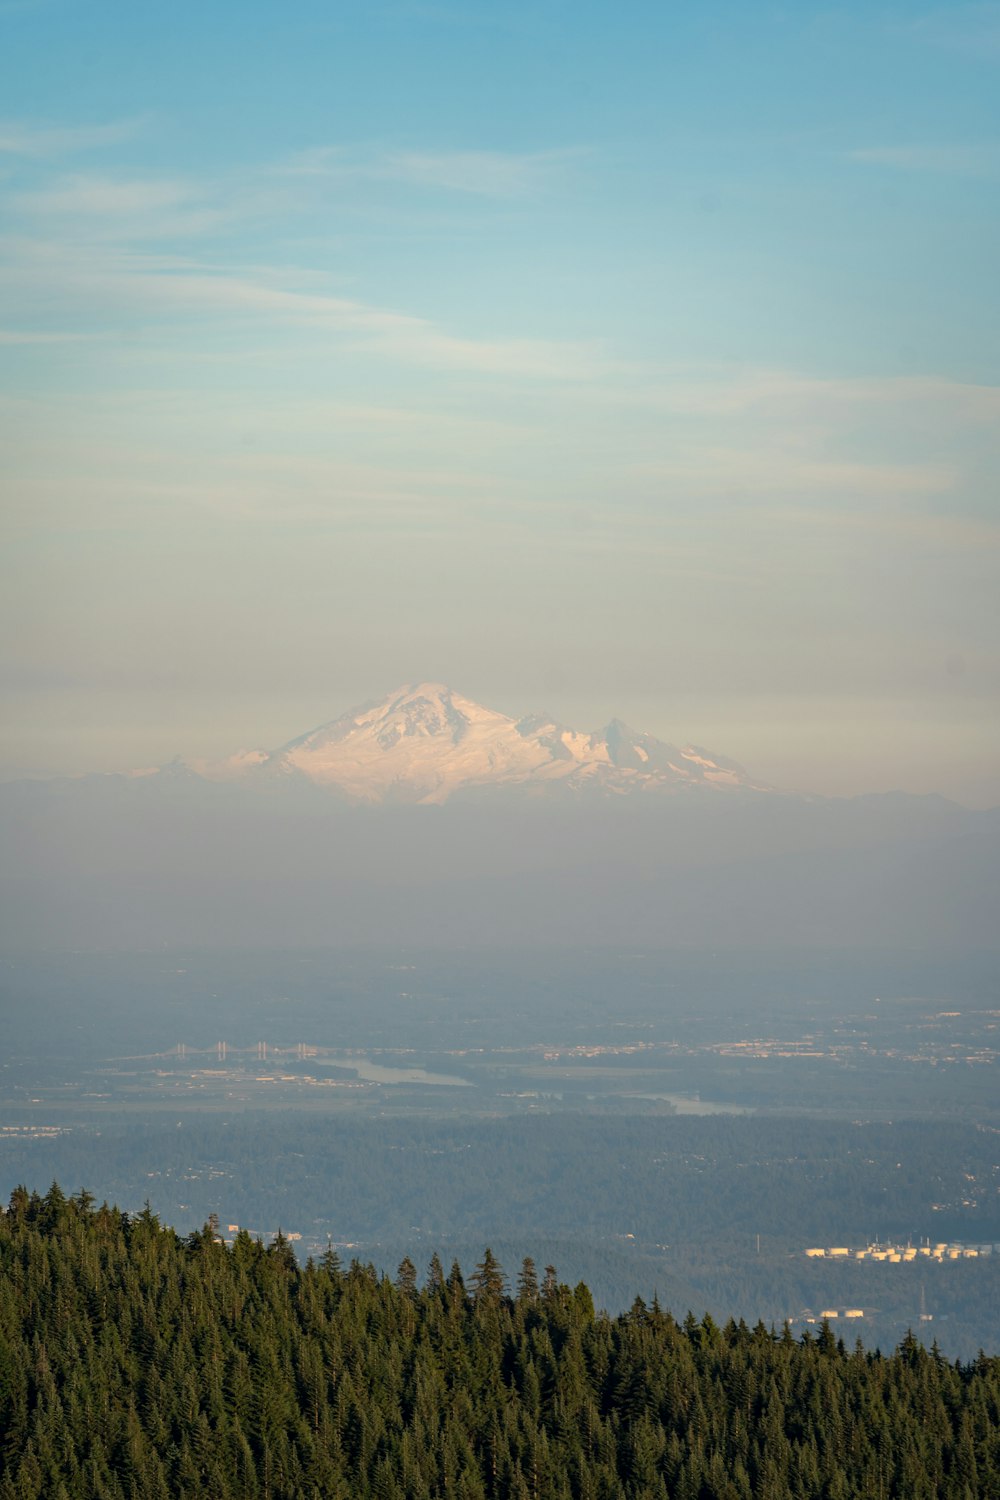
[1,0,998,801]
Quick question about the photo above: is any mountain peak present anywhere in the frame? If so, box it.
[354,682,473,746]
[379,681,455,710]
[183,686,768,803]
[396,680,452,698]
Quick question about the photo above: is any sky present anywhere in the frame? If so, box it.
[1,0,998,805]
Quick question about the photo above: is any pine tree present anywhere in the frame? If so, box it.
[470,1248,506,1305]
[517,1257,539,1304]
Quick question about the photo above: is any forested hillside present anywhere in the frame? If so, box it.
[2,1186,999,1498]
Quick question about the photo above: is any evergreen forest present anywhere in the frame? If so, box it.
[2,1185,1000,1498]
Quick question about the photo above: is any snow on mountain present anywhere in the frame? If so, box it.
[182,682,767,804]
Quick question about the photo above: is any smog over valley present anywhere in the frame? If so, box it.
[2,1,999,1494]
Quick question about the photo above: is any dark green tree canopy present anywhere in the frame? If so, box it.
[1,1183,998,1499]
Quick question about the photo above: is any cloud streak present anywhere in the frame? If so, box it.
[849,143,1000,175]
[11,175,228,240]
[0,238,610,379]
[277,144,584,196]
[0,329,95,344]
[616,368,1000,424]
[0,118,143,156]
[633,448,953,500]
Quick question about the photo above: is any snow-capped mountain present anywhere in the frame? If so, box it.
[6,681,996,952]
[186,682,767,804]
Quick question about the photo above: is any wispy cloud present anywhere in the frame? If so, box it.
[0,239,609,379]
[17,177,192,215]
[0,329,95,344]
[379,147,581,195]
[6,140,584,254]
[634,447,953,501]
[849,143,1000,175]
[597,367,1000,427]
[278,144,584,196]
[112,263,602,376]
[763,501,1000,551]
[12,175,225,240]
[0,118,143,157]
[560,365,998,521]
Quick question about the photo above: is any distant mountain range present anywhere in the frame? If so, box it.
[2,683,997,950]
[174,681,770,803]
